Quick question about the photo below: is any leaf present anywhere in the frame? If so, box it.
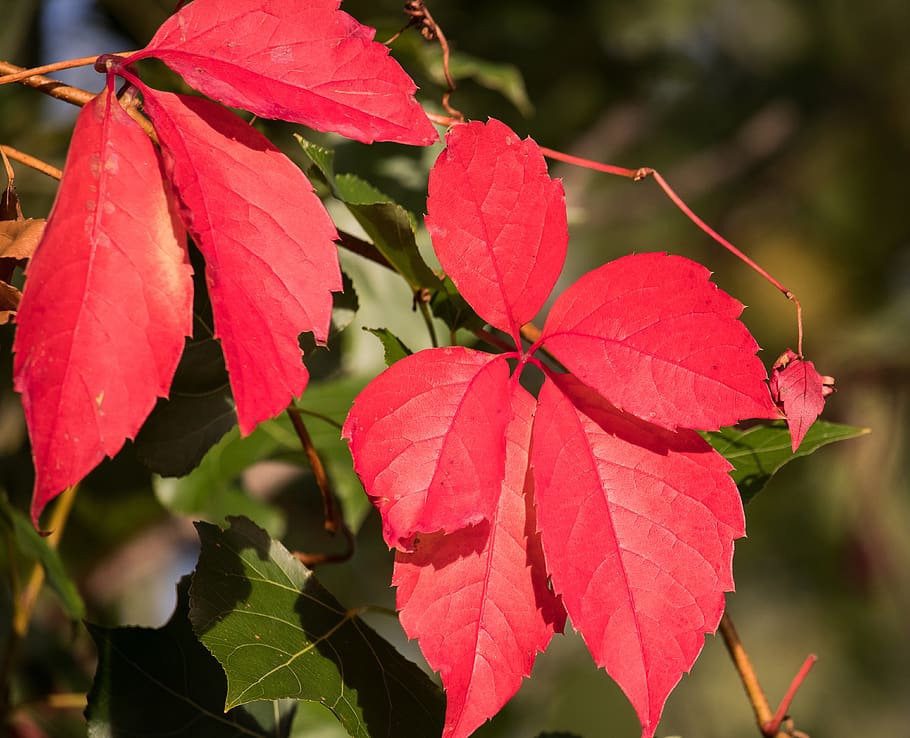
[427,50,534,117]
[769,348,831,451]
[703,419,869,504]
[531,375,744,737]
[133,0,437,145]
[189,517,445,738]
[13,85,193,525]
[541,252,781,432]
[86,577,295,738]
[0,493,85,620]
[364,327,413,366]
[342,347,511,549]
[140,88,342,434]
[345,116,782,738]
[161,374,371,534]
[428,275,485,333]
[134,322,235,477]
[426,119,568,336]
[393,384,565,738]
[0,219,45,262]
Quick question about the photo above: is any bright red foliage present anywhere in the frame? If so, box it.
[426,118,567,339]
[13,0,433,523]
[393,384,566,738]
[13,85,192,525]
[345,119,779,738]
[770,348,830,451]
[139,88,340,433]
[129,0,437,145]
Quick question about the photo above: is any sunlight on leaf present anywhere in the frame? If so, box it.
[189,517,444,738]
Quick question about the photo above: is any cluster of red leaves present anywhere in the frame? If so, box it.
[12,0,436,525]
[344,119,784,738]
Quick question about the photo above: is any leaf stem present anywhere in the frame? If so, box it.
[538,146,805,356]
[718,611,815,737]
[286,407,340,534]
[0,53,136,86]
[416,296,439,347]
[285,406,356,567]
[12,485,79,638]
[0,145,62,180]
[0,60,97,107]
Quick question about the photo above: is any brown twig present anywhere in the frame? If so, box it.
[401,1,463,121]
[0,145,62,180]
[719,611,815,738]
[0,60,97,108]
[285,405,355,567]
[0,52,136,87]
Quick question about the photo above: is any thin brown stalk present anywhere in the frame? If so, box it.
[0,145,62,180]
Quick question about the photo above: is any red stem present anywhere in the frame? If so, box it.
[539,146,805,356]
[762,654,818,736]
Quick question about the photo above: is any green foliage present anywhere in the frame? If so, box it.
[190,517,445,737]
[704,420,870,504]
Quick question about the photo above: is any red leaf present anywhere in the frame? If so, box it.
[541,252,780,430]
[13,86,192,524]
[393,384,565,738]
[532,375,744,737]
[132,0,437,145]
[342,347,510,549]
[140,89,341,433]
[770,349,829,451]
[426,119,568,337]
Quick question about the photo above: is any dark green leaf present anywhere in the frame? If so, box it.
[703,419,870,504]
[189,517,445,738]
[345,199,440,291]
[134,259,236,476]
[294,134,336,186]
[156,375,370,534]
[363,327,413,366]
[429,275,485,332]
[435,50,534,117]
[86,577,294,738]
[0,493,85,620]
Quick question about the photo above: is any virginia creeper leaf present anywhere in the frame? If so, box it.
[364,327,413,366]
[140,88,342,433]
[13,85,192,524]
[133,0,437,145]
[704,419,868,503]
[426,119,567,336]
[190,517,445,737]
[394,384,566,738]
[531,375,744,738]
[342,347,511,549]
[86,577,294,738]
[769,349,830,451]
[541,252,780,431]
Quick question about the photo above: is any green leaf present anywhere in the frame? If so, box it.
[157,374,371,535]
[335,173,396,207]
[703,419,870,504]
[438,50,534,117]
[363,327,413,366]
[295,135,336,186]
[429,275,485,332]
[189,517,445,738]
[86,577,294,738]
[0,493,85,620]
[134,331,235,477]
[344,202,440,291]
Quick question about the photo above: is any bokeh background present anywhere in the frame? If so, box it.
[1,1,908,736]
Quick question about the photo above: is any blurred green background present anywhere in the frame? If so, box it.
[1,0,908,736]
